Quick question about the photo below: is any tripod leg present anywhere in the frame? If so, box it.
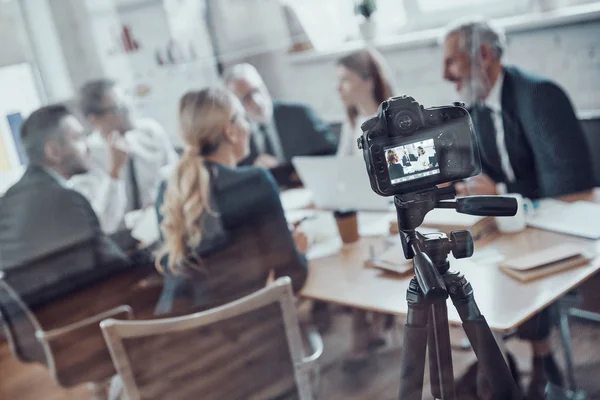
[559,305,577,392]
[398,278,429,400]
[428,302,456,400]
[445,271,522,400]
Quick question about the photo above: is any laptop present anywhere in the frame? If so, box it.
[292,156,392,211]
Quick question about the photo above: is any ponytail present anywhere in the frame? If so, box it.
[156,147,212,274]
[156,87,237,274]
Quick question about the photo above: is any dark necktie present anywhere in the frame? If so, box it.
[472,104,504,182]
[128,157,141,210]
[258,124,274,156]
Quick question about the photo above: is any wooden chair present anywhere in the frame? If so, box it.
[101,277,323,400]
[0,271,133,398]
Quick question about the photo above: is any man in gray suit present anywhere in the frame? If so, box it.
[441,19,592,399]
[0,105,129,307]
[224,63,337,169]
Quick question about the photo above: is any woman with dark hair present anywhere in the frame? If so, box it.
[335,51,396,370]
[336,48,395,156]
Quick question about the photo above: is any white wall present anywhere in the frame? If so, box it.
[0,2,31,67]
[48,0,105,90]
[21,0,73,102]
[39,0,220,142]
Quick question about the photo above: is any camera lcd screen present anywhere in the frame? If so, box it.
[384,138,440,185]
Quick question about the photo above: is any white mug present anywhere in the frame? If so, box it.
[495,193,535,233]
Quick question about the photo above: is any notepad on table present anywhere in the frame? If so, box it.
[365,244,413,275]
[527,201,600,239]
[281,188,313,211]
[499,243,592,282]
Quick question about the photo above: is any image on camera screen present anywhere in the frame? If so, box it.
[384,138,440,185]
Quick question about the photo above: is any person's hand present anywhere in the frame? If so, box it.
[290,224,309,254]
[455,174,497,196]
[254,154,280,169]
[107,131,129,179]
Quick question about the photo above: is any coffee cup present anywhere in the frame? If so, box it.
[333,209,359,244]
[495,193,534,233]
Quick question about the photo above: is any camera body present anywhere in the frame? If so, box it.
[358,95,481,196]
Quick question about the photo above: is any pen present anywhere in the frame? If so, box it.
[292,215,316,228]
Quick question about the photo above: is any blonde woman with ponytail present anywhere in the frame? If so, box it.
[153,87,308,315]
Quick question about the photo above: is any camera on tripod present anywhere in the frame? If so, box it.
[356,96,523,399]
[357,95,481,196]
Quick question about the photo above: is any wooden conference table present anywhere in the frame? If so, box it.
[301,189,600,332]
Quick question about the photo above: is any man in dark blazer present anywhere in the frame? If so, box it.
[224,63,337,168]
[442,19,594,399]
[443,20,593,200]
[0,105,129,307]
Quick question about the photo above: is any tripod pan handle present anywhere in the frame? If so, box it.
[456,196,518,216]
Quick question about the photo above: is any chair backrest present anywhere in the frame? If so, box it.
[0,272,135,388]
[0,273,48,365]
[101,277,313,400]
[580,115,600,185]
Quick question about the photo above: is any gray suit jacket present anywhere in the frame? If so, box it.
[470,66,594,199]
[0,166,129,307]
[241,100,337,165]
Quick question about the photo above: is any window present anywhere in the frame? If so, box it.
[284,0,600,51]
[417,0,499,12]
[410,0,528,30]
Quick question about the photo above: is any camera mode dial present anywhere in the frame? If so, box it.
[438,130,457,147]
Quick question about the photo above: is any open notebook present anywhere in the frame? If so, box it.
[527,200,600,239]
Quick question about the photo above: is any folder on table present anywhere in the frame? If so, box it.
[499,243,592,282]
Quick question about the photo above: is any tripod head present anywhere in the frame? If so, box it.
[395,186,517,301]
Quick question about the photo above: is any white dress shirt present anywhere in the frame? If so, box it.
[416,154,430,171]
[484,70,516,186]
[70,118,178,233]
[337,115,370,157]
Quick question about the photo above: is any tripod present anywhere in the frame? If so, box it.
[395,186,522,400]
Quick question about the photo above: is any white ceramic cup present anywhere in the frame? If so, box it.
[495,193,535,233]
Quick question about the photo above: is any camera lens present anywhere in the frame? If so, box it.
[394,112,415,133]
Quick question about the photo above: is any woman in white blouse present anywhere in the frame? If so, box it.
[415,146,432,171]
[333,52,397,370]
[335,48,395,157]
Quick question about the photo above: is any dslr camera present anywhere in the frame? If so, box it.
[358,95,481,196]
